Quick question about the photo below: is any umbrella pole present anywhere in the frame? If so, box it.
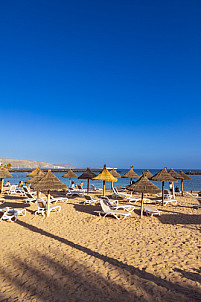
[111,181,113,190]
[172,182,175,198]
[69,178,71,189]
[87,179,89,194]
[46,190,50,217]
[130,178,132,185]
[37,189,40,199]
[181,179,184,196]
[103,180,105,196]
[162,181,164,206]
[0,178,3,193]
[141,193,144,218]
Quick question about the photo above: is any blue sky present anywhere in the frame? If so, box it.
[0,0,201,168]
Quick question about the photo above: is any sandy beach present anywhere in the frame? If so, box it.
[0,190,201,301]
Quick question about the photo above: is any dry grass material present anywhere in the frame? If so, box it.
[26,167,45,178]
[32,170,67,191]
[180,170,192,180]
[93,165,117,182]
[127,174,161,194]
[78,168,96,179]
[109,168,121,178]
[0,190,201,301]
[151,167,178,183]
[169,168,184,180]
[26,170,46,184]
[122,166,139,179]
[62,169,78,179]
[0,166,12,179]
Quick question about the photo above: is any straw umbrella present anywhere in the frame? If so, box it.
[26,170,46,198]
[180,170,192,196]
[32,169,67,217]
[127,172,161,218]
[109,168,121,190]
[78,168,96,193]
[0,167,12,193]
[122,166,139,184]
[62,169,78,188]
[139,170,153,179]
[92,165,117,196]
[168,168,184,197]
[151,167,177,206]
[26,166,44,177]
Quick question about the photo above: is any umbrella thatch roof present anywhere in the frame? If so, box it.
[32,170,67,191]
[139,170,153,179]
[122,166,139,179]
[78,168,96,179]
[93,165,117,182]
[180,170,192,180]
[62,169,78,178]
[109,168,121,178]
[0,167,13,179]
[151,167,178,182]
[27,167,45,177]
[169,168,184,180]
[127,172,161,194]
[26,170,46,184]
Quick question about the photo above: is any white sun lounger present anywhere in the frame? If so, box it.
[0,208,18,222]
[156,199,177,206]
[99,199,131,221]
[143,205,161,217]
[84,195,100,205]
[103,198,135,213]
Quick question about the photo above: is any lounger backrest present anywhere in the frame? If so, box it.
[91,184,96,190]
[84,195,92,201]
[100,199,111,212]
[25,192,34,199]
[37,199,46,209]
[0,210,4,219]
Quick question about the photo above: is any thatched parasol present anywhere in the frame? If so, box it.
[109,168,121,189]
[151,167,177,206]
[92,165,117,196]
[62,169,78,188]
[78,168,96,193]
[168,168,184,197]
[127,172,161,218]
[180,170,192,196]
[0,167,13,193]
[26,167,45,177]
[26,170,46,198]
[32,169,67,217]
[122,166,139,184]
[139,170,153,179]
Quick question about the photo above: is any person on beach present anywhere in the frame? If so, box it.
[18,180,23,187]
[175,186,180,192]
[71,181,75,189]
[169,182,173,193]
[4,181,10,187]
[80,181,84,189]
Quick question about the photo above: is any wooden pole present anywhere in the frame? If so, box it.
[130,178,132,185]
[172,182,175,198]
[87,179,89,193]
[162,181,164,206]
[0,178,3,193]
[103,180,105,196]
[46,190,50,217]
[181,179,184,196]
[141,192,144,218]
[111,181,113,190]
[37,189,40,199]
[69,178,71,189]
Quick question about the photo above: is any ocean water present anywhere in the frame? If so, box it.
[6,169,201,192]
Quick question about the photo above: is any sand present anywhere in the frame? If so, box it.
[0,189,201,302]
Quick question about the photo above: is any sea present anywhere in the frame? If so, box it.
[7,169,201,192]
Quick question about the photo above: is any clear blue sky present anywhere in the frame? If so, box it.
[0,0,201,168]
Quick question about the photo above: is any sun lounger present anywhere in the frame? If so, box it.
[0,198,6,205]
[35,199,61,216]
[91,184,102,191]
[99,199,131,221]
[112,187,132,200]
[4,207,26,216]
[3,185,17,195]
[197,198,201,209]
[184,192,198,197]
[143,205,161,217]
[156,199,177,206]
[0,208,18,222]
[84,195,100,205]
[50,195,68,203]
[100,196,119,206]
[25,192,39,203]
[128,197,151,204]
[22,186,37,196]
[103,198,135,213]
